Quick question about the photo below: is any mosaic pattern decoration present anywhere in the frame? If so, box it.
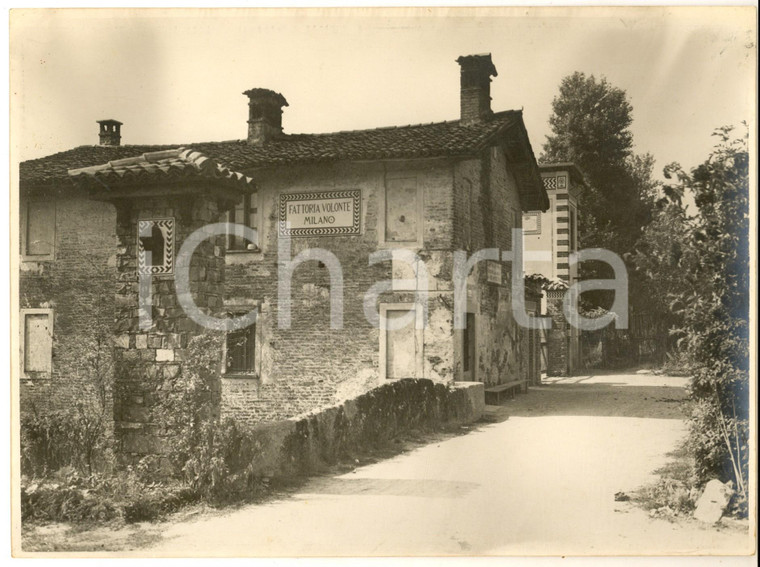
[542,174,568,191]
[137,218,175,275]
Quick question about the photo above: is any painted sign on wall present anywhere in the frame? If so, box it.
[486,261,503,285]
[279,190,361,237]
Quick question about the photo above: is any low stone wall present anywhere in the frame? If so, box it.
[246,379,484,478]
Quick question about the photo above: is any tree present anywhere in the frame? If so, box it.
[542,73,657,306]
[634,126,749,506]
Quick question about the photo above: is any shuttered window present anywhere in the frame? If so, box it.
[24,200,56,259]
[227,193,259,251]
[21,309,53,374]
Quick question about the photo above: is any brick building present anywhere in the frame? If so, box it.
[18,53,548,457]
[523,163,586,375]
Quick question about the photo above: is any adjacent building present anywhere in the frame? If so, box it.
[523,163,586,376]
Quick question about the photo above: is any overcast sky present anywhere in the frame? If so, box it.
[9,7,756,182]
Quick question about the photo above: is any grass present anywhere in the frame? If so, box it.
[632,442,699,521]
[20,422,477,553]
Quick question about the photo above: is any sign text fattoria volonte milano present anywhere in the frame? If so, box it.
[279,190,361,237]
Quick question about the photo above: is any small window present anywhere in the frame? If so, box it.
[20,309,53,375]
[23,200,56,259]
[227,193,259,251]
[225,323,256,375]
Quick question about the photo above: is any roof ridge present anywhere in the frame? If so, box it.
[284,110,521,138]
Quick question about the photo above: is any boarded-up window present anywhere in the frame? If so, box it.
[22,310,53,373]
[385,177,418,243]
[24,200,55,258]
[385,310,416,379]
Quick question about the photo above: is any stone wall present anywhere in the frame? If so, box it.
[241,378,484,478]
[112,191,227,460]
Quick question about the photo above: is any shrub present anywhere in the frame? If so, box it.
[20,465,199,524]
[634,126,749,507]
[636,478,698,520]
[658,349,691,377]
[154,332,265,503]
[21,404,111,477]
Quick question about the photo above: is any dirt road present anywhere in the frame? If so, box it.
[141,371,751,556]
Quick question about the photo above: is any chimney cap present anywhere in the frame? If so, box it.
[96,119,123,125]
[242,88,289,108]
[456,53,498,78]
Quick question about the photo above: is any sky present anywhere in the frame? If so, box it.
[9,6,757,184]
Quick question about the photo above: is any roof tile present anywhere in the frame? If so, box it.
[22,111,522,187]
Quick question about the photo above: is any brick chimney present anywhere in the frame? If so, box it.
[243,88,288,145]
[97,119,122,146]
[456,54,498,124]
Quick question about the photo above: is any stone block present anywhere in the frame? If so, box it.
[135,334,148,349]
[694,479,734,524]
[163,364,181,379]
[114,334,130,349]
[156,349,175,362]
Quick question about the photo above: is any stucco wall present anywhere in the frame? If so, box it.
[451,148,529,387]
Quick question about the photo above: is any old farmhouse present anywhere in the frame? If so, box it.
[18,53,549,459]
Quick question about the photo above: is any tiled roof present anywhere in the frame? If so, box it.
[20,110,549,210]
[525,273,569,291]
[21,111,522,186]
[68,148,255,191]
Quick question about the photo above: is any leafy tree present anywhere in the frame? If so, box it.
[542,73,657,311]
[634,126,749,506]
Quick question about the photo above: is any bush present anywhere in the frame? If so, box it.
[636,478,698,520]
[21,332,266,524]
[658,349,691,377]
[21,469,120,523]
[154,333,266,503]
[21,404,111,477]
[634,126,749,507]
[20,465,199,524]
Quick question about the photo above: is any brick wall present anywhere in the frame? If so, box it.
[222,159,459,425]
[19,194,117,419]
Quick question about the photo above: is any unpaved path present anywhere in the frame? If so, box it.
[141,371,751,556]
